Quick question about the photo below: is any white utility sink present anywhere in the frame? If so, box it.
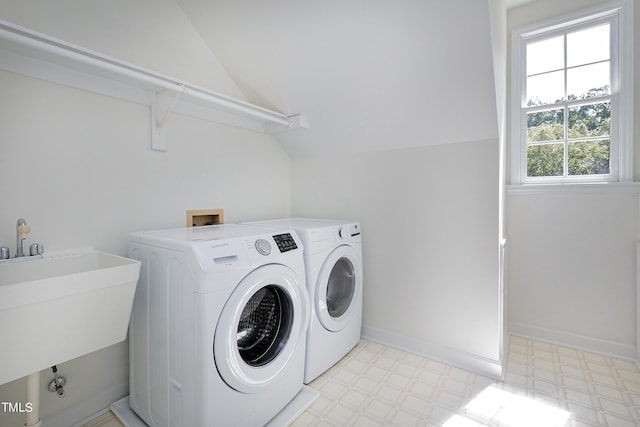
[0,248,141,385]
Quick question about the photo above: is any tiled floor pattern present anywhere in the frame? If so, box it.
[80,410,125,427]
[83,335,640,426]
[292,336,640,426]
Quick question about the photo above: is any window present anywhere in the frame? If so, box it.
[510,1,633,185]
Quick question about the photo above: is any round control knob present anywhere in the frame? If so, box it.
[255,239,272,256]
[338,227,348,239]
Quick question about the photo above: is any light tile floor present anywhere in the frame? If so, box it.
[81,410,126,427]
[292,336,640,426]
[84,335,640,426]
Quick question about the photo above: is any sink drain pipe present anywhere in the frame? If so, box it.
[25,371,41,427]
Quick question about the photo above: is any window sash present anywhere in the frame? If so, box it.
[523,95,614,181]
[510,1,633,186]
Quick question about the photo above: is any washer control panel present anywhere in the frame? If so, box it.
[273,233,298,253]
[189,227,303,270]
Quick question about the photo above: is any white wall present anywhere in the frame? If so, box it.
[507,189,638,355]
[506,0,640,358]
[0,2,290,425]
[291,139,502,377]
[177,0,500,157]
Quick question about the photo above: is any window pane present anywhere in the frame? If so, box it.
[567,62,610,100]
[527,35,564,75]
[568,102,610,139]
[527,143,564,177]
[527,108,564,142]
[568,140,610,175]
[527,71,564,105]
[567,24,609,67]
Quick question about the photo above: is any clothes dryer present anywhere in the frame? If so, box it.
[127,224,310,427]
[244,218,363,383]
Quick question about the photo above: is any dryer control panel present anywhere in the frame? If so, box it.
[338,223,361,240]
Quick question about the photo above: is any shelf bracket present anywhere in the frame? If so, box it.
[151,87,187,151]
[266,113,309,133]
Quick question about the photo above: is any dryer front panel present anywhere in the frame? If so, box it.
[316,245,363,332]
[214,264,309,394]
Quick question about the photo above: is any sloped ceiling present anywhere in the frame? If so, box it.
[177,0,500,156]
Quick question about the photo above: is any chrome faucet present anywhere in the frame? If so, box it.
[0,218,43,263]
[16,218,30,257]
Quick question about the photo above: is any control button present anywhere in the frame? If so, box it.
[255,239,271,256]
[339,227,347,239]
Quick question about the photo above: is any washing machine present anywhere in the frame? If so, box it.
[126,224,310,427]
[244,218,363,383]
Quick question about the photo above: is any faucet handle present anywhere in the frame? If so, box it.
[29,243,43,256]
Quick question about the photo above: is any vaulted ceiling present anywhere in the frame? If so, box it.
[177,0,502,156]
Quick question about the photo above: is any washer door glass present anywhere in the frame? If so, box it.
[214,264,308,394]
[316,245,362,332]
[237,285,293,367]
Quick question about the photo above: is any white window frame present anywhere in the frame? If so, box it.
[510,0,634,185]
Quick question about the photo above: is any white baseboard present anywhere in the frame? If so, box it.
[361,324,503,380]
[509,322,636,361]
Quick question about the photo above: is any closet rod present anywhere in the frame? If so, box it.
[0,19,292,128]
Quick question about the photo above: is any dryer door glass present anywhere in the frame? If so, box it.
[327,257,356,318]
[237,285,293,367]
[316,245,362,332]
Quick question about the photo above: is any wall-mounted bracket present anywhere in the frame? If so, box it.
[266,113,309,133]
[151,87,187,151]
[150,95,167,151]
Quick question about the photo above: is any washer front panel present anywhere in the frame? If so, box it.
[214,264,309,393]
[315,245,362,332]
